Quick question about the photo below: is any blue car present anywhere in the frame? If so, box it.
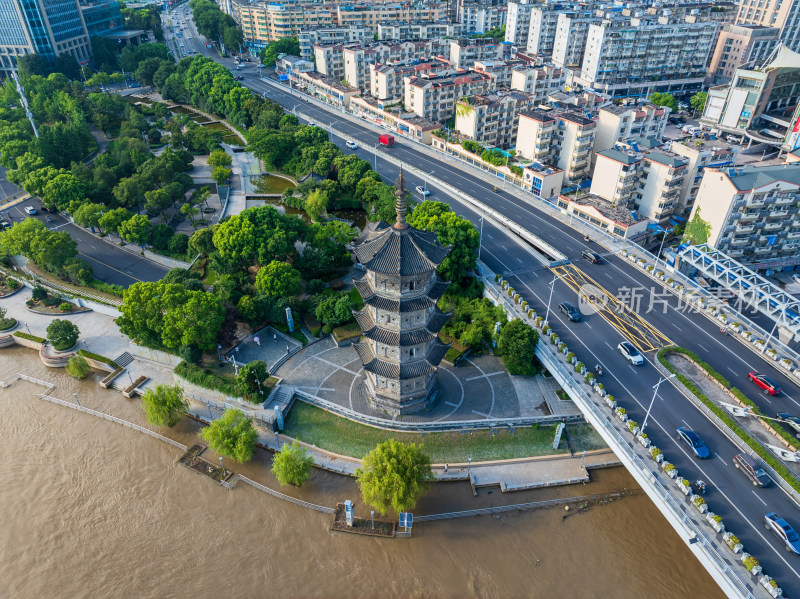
[765,513,800,554]
[676,427,710,459]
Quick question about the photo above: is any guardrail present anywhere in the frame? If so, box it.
[293,389,584,432]
[222,473,335,514]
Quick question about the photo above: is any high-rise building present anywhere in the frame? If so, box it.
[505,0,534,46]
[707,23,780,83]
[455,89,535,148]
[516,109,596,182]
[79,0,123,38]
[735,0,800,53]
[551,10,601,68]
[0,0,92,72]
[592,102,670,162]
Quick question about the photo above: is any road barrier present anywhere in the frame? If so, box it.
[222,473,335,514]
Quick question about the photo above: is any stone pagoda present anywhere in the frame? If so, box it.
[351,169,452,415]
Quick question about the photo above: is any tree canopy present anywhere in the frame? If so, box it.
[690,91,708,114]
[496,318,539,376]
[259,37,301,67]
[272,441,314,487]
[236,360,269,402]
[407,201,480,281]
[46,319,80,351]
[649,92,678,113]
[200,408,258,463]
[356,439,433,515]
[255,260,303,297]
[141,384,189,427]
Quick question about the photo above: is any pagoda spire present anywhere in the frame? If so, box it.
[394,166,408,229]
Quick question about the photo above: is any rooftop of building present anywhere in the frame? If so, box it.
[459,89,532,106]
[644,150,687,168]
[599,101,666,116]
[670,136,738,154]
[560,192,647,227]
[597,147,641,165]
[519,109,557,123]
[352,95,441,129]
[714,163,800,191]
[558,109,595,126]
[372,58,451,74]
[302,71,358,92]
[407,71,491,88]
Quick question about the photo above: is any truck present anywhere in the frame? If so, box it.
[379,134,395,147]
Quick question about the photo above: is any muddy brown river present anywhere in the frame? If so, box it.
[0,348,722,598]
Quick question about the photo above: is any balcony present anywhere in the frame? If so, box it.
[736,224,755,233]
[763,221,783,231]
[747,197,766,207]
[738,212,758,221]
[775,195,794,205]
[729,237,750,246]
[754,246,773,254]
[788,231,800,239]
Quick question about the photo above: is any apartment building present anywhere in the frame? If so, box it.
[298,26,371,61]
[377,21,463,40]
[634,150,688,223]
[335,3,449,32]
[455,89,535,148]
[343,40,449,90]
[551,10,601,68]
[689,163,800,269]
[472,59,526,88]
[405,71,493,123]
[315,43,347,79]
[369,58,452,101]
[510,63,565,103]
[0,0,92,72]
[593,103,670,160]
[448,38,505,70]
[669,138,739,217]
[506,0,534,46]
[516,109,596,182]
[556,191,649,238]
[232,2,333,48]
[701,45,800,148]
[577,13,718,97]
[527,2,572,57]
[707,24,780,83]
[458,3,507,35]
[735,0,800,53]
[590,147,644,208]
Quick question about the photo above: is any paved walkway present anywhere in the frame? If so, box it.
[233,325,303,373]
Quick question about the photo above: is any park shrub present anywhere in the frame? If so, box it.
[65,355,91,379]
[76,349,120,369]
[31,286,47,301]
[6,278,19,290]
[332,322,362,343]
[59,302,72,311]
[13,331,46,344]
[575,361,584,372]
[658,346,800,494]
[179,343,202,364]
[43,297,61,307]
[174,360,241,397]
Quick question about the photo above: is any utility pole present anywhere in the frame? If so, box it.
[11,72,38,138]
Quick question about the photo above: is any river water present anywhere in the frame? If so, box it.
[0,347,722,599]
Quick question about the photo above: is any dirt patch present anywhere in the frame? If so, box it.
[331,503,395,537]
[178,444,233,483]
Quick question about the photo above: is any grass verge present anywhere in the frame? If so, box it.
[282,401,607,462]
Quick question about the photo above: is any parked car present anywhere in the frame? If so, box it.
[24,206,36,215]
[764,513,800,554]
[748,371,781,395]
[416,186,431,196]
[676,426,711,459]
[733,453,771,487]
[617,341,644,365]
[345,141,358,149]
[581,250,602,263]
[559,302,581,322]
[0,221,10,230]
[777,412,800,438]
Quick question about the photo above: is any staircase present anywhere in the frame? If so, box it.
[269,385,295,414]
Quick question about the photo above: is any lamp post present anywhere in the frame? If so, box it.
[642,373,676,433]
[655,226,670,269]
[219,456,226,476]
[467,457,472,476]
[72,392,80,407]
[477,216,484,263]
[544,273,558,326]
[373,144,380,171]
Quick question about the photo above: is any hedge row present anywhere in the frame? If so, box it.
[658,347,800,494]
[13,331,46,343]
[76,349,121,370]
[174,360,241,397]
[665,345,798,449]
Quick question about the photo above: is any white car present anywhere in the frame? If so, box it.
[618,341,644,365]
[24,206,37,215]
[308,122,317,127]
[346,141,358,149]
[416,186,431,196]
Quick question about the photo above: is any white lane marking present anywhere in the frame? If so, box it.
[752,491,768,507]
[584,322,592,329]
[716,455,726,465]
[697,344,710,352]
[727,367,737,376]
[681,419,691,427]
[671,323,681,331]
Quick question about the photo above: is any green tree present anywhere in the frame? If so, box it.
[189,227,216,257]
[236,360,269,402]
[255,260,303,297]
[98,207,132,235]
[119,215,152,245]
[649,92,678,113]
[208,149,232,169]
[141,384,189,427]
[683,208,712,245]
[304,188,328,222]
[46,318,80,351]
[65,355,91,379]
[180,202,200,228]
[200,408,258,463]
[315,294,353,332]
[272,441,314,487]
[690,91,708,114]
[42,172,85,211]
[496,319,538,376]
[259,36,300,67]
[356,439,433,515]
[407,201,479,281]
[72,202,106,231]
[211,165,232,185]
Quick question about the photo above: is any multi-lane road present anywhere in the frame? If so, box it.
[169,5,800,590]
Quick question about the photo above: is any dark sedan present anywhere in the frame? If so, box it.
[676,426,710,459]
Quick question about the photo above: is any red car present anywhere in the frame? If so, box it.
[748,371,781,395]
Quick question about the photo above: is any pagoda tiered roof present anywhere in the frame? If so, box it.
[352,338,451,380]
[352,222,449,276]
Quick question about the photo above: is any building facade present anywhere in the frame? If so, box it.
[79,0,123,38]
[551,10,601,68]
[0,0,92,72]
[707,23,780,83]
[689,163,800,269]
[458,3,506,35]
[405,71,493,123]
[370,58,452,101]
[510,63,565,103]
[516,109,596,182]
[455,89,535,148]
[505,0,533,46]
[343,40,449,90]
[669,138,739,217]
[735,0,800,53]
[298,26,371,61]
[377,21,463,40]
[592,102,670,160]
[448,37,505,70]
[352,171,452,415]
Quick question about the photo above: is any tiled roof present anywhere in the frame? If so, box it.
[364,294,437,312]
[426,307,451,334]
[352,223,449,276]
[426,339,450,366]
[361,327,437,346]
[354,341,438,379]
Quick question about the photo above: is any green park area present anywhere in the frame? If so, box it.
[282,401,607,463]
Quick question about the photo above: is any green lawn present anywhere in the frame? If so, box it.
[282,401,607,462]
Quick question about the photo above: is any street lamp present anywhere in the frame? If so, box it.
[219,456,226,476]
[641,373,677,433]
[467,457,472,476]
[655,226,671,269]
[328,120,339,141]
[544,273,558,326]
[477,216,484,263]
[373,144,380,171]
